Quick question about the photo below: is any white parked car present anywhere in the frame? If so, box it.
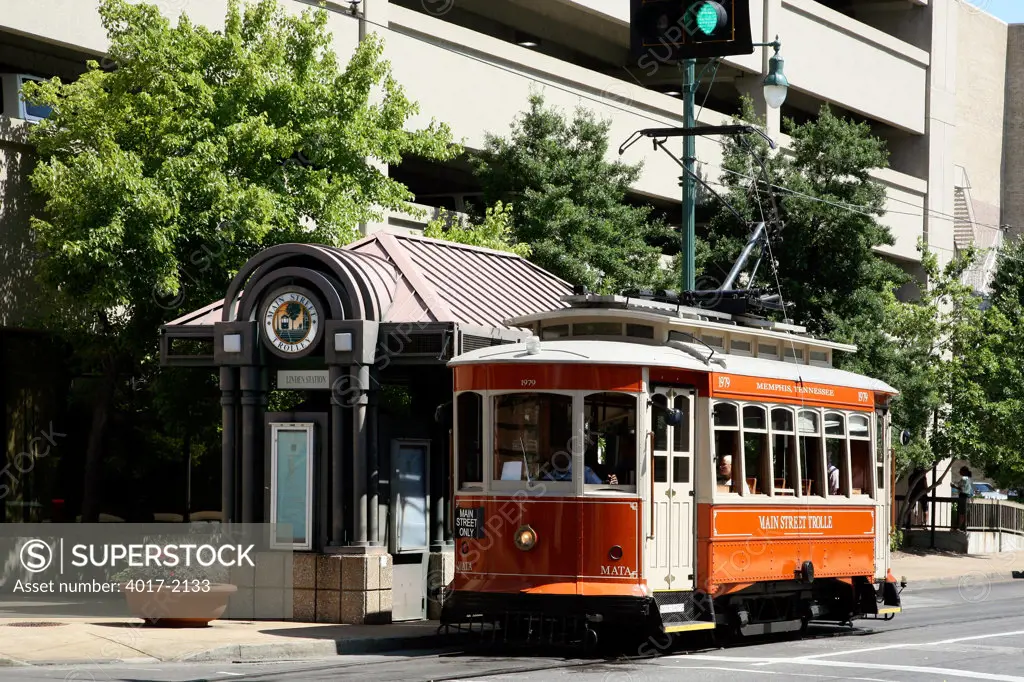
[972,482,1008,500]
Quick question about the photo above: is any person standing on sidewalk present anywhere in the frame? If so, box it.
[952,466,974,532]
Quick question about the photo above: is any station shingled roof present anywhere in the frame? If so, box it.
[163,231,572,331]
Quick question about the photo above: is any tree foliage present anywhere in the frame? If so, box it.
[706,99,981,478]
[704,99,903,337]
[423,200,531,257]
[941,235,1024,490]
[881,245,981,527]
[25,0,457,334]
[22,0,457,519]
[469,93,674,294]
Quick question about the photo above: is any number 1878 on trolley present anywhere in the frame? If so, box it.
[440,291,903,647]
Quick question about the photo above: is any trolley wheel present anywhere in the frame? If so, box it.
[581,624,598,654]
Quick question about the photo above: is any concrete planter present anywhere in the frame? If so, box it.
[121,583,238,627]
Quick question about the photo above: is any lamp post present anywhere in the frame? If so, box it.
[680,38,788,292]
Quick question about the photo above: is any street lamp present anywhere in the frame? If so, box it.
[761,38,788,110]
[679,37,789,292]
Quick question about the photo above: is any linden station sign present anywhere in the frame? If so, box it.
[277,370,331,390]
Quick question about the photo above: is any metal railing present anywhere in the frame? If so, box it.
[897,495,1024,538]
[967,499,1024,536]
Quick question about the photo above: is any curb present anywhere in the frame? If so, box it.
[901,571,1024,591]
[8,657,159,668]
[178,632,467,664]
[5,632,476,668]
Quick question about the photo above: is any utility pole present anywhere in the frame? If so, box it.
[682,58,697,293]
[677,39,787,293]
[629,2,785,293]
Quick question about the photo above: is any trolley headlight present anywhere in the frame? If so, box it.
[609,545,623,561]
[514,524,537,551]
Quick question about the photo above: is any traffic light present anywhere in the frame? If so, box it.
[630,0,754,63]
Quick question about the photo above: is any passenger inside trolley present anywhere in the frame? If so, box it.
[583,392,636,487]
[716,455,753,493]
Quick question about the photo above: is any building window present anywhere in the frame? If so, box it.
[583,392,637,488]
[493,393,573,483]
[456,392,483,488]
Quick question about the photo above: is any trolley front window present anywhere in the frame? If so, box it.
[584,392,638,489]
[493,393,573,483]
[456,392,483,489]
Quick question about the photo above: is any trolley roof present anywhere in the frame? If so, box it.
[448,339,899,396]
[507,294,858,355]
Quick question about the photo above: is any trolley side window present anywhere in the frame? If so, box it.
[456,392,483,489]
[714,403,741,494]
[849,413,873,497]
[493,393,573,483]
[742,405,768,496]
[824,412,849,497]
[771,408,800,496]
[799,410,825,497]
[876,408,887,492]
[584,392,638,488]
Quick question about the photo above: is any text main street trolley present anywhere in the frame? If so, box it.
[440,292,903,645]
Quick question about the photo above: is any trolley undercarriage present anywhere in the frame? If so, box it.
[439,576,903,647]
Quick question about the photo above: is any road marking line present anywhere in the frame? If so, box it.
[664,665,886,680]
[664,657,1024,681]
[790,627,1024,660]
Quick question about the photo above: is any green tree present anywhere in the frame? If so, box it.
[22,0,458,520]
[423,200,531,257]
[706,99,984,485]
[880,246,981,524]
[470,93,674,293]
[704,99,903,338]
[941,235,1024,491]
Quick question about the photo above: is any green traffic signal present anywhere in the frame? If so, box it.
[695,2,722,35]
[630,0,754,60]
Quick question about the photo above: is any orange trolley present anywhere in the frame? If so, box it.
[440,291,903,645]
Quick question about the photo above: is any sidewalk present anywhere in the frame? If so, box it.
[891,547,1024,589]
[0,617,466,667]
[3,550,1023,668]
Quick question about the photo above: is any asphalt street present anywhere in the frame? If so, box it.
[2,579,1023,681]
